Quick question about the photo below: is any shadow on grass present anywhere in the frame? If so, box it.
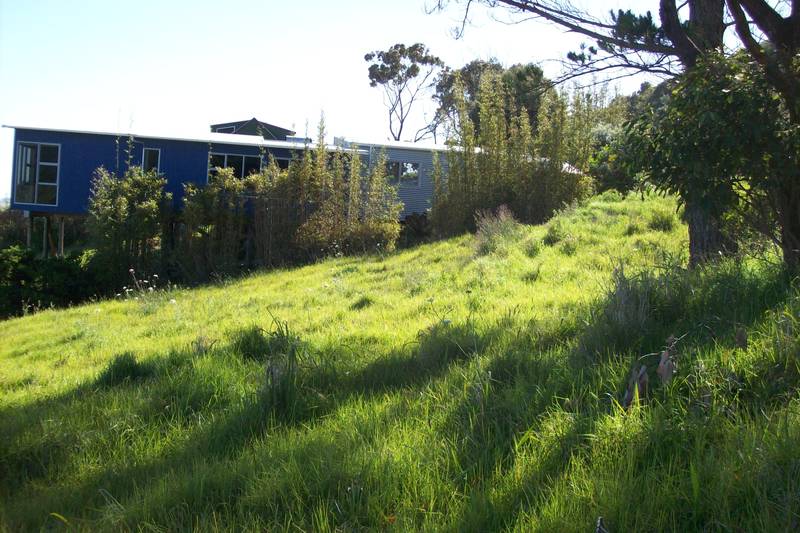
[0,315,511,529]
[1,259,798,531]
[442,260,798,531]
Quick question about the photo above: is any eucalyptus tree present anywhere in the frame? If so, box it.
[364,43,444,141]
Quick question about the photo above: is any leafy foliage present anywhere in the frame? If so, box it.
[431,73,593,235]
[179,121,402,280]
[624,52,800,267]
[0,245,98,318]
[180,167,247,281]
[434,59,546,137]
[87,165,172,289]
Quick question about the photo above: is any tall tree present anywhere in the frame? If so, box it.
[435,60,547,136]
[364,43,444,142]
[726,0,800,269]
[434,0,733,266]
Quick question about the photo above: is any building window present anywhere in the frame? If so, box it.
[387,161,420,187]
[215,126,235,134]
[208,153,262,179]
[14,142,59,206]
[142,148,160,173]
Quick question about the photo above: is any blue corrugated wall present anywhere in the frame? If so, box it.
[10,129,295,214]
[365,144,448,218]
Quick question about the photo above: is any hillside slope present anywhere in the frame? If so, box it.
[1,193,798,531]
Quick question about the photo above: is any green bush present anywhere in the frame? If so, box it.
[431,77,594,236]
[0,245,99,319]
[559,235,578,255]
[588,142,637,193]
[287,140,401,258]
[0,208,26,249]
[522,236,541,257]
[543,222,566,246]
[180,167,247,281]
[87,165,172,290]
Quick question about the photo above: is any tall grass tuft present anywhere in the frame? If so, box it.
[262,316,305,417]
[647,208,676,232]
[474,205,521,256]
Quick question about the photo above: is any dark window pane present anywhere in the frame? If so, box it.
[143,148,159,172]
[244,156,261,176]
[209,154,225,176]
[40,144,59,163]
[226,155,244,178]
[39,164,57,184]
[276,158,290,170]
[15,182,34,203]
[37,184,57,205]
[210,154,225,168]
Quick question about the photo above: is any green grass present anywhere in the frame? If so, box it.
[1,193,799,531]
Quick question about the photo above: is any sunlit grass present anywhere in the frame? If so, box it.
[1,192,798,531]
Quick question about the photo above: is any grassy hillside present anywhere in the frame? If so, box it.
[1,192,798,531]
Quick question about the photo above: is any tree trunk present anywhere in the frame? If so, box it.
[684,197,733,267]
[776,182,800,272]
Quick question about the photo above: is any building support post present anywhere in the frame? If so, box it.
[26,212,32,249]
[42,216,48,258]
[58,217,65,257]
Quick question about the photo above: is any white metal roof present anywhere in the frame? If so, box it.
[1,124,351,152]
[343,137,449,152]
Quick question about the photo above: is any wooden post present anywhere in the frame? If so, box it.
[26,212,32,248]
[58,217,65,257]
[42,216,48,258]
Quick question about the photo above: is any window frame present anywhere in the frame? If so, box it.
[386,160,421,188]
[142,147,161,174]
[13,141,60,207]
[215,126,236,134]
[207,152,263,180]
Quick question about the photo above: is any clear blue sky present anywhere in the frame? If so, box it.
[0,0,660,199]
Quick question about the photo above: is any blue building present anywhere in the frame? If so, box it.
[4,119,446,254]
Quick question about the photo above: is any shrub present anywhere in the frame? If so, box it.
[559,235,578,256]
[262,317,305,417]
[624,219,643,236]
[399,212,431,247]
[0,246,35,317]
[180,167,247,281]
[230,325,270,361]
[596,189,624,203]
[588,142,637,194]
[431,76,594,236]
[522,236,541,258]
[87,165,172,290]
[543,222,565,246]
[0,208,26,249]
[0,245,99,319]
